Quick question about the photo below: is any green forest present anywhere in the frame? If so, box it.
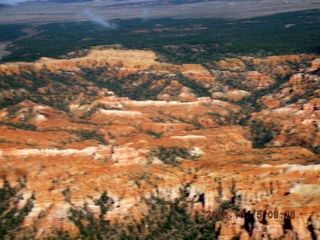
[1,9,320,64]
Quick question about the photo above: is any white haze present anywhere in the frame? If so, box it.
[83,9,117,29]
[142,8,149,21]
[0,0,30,5]
[0,0,48,5]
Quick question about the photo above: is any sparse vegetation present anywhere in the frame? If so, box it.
[218,200,240,212]
[0,176,34,239]
[0,120,38,131]
[73,129,107,144]
[63,195,247,239]
[176,73,211,97]
[250,120,274,148]
[148,146,196,166]
[145,130,163,139]
[67,195,217,240]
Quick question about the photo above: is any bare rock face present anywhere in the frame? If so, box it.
[309,58,320,72]
[217,58,246,71]
[244,71,275,89]
[0,49,160,75]
[0,49,319,239]
[253,67,320,153]
[181,64,216,83]
[212,89,251,102]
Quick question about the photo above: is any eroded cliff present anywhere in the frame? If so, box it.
[0,49,319,239]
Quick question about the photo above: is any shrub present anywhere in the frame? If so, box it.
[74,130,107,144]
[145,130,163,139]
[148,146,195,166]
[250,120,273,148]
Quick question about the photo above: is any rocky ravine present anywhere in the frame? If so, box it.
[0,48,319,239]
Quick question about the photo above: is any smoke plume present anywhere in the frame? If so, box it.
[84,9,117,29]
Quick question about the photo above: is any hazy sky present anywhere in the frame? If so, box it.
[0,0,46,5]
[0,0,320,25]
[0,0,28,4]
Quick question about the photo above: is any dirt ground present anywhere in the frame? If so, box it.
[0,0,319,25]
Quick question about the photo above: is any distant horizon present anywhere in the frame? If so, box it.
[0,0,319,25]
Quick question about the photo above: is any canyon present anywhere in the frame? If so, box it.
[0,48,319,239]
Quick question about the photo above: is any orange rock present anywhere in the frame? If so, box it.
[0,50,319,239]
[244,71,275,89]
[309,58,320,72]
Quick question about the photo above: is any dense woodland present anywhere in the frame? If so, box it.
[0,24,28,42]
[1,9,320,64]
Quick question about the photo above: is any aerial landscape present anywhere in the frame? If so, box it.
[0,0,319,239]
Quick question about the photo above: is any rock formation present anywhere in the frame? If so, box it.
[0,49,319,239]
